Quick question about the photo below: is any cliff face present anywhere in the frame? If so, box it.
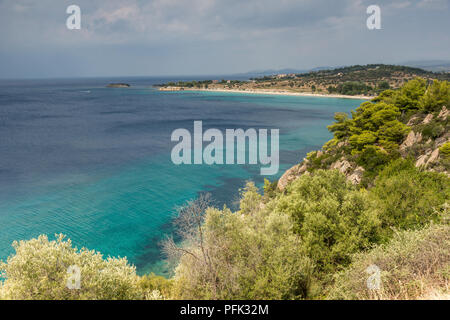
[278,104,449,191]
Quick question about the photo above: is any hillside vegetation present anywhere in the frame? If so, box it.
[1,78,449,300]
[158,64,450,97]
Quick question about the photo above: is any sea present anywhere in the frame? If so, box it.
[0,77,365,275]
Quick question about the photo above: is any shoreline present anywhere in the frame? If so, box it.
[176,87,372,100]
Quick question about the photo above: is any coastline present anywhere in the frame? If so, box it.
[178,87,372,100]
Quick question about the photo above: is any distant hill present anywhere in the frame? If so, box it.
[252,64,450,95]
[235,62,450,78]
[401,60,450,73]
[233,66,338,78]
[160,64,450,97]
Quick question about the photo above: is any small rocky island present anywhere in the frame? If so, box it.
[106,83,130,88]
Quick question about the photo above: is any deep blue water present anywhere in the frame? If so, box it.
[0,77,365,275]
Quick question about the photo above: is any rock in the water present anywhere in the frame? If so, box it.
[107,83,130,88]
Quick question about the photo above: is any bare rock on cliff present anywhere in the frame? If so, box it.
[277,163,308,191]
[438,106,449,120]
[415,148,438,168]
[348,166,365,185]
[416,154,428,168]
[400,131,422,152]
[426,148,440,166]
[407,116,420,126]
[422,114,434,124]
[337,141,348,148]
[330,159,353,175]
[436,135,450,148]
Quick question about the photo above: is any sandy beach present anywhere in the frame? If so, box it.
[176,87,372,100]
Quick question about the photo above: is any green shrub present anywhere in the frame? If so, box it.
[138,273,173,299]
[371,159,449,232]
[172,187,312,300]
[0,235,145,300]
[275,170,381,275]
[439,142,450,157]
[356,146,395,184]
[327,223,450,300]
[422,122,445,139]
[419,80,450,113]
[394,78,427,112]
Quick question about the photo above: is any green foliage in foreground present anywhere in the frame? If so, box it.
[274,170,381,275]
[327,222,450,300]
[0,235,146,300]
[172,183,312,300]
[1,161,447,300]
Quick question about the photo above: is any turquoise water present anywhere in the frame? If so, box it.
[0,78,365,275]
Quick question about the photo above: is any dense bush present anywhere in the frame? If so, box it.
[393,78,426,112]
[419,80,450,113]
[275,170,381,275]
[440,142,450,157]
[0,235,146,300]
[371,159,449,232]
[334,81,372,95]
[327,223,450,300]
[171,184,312,300]
[138,273,173,299]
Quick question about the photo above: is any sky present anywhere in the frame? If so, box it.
[0,0,449,78]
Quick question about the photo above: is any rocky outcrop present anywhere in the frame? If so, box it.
[329,159,365,185]
[399,131,422,152]
[348,166,365,185]
[330,159,353,175]
[436,134,450,147]
[277,162,308,191]
[277,105,448,191]
[422,114,434,124]
[407,116,420,126]
[426,148,440,166]
[415,148,440,168]
[416,154,429,167]
[438,106,449,120]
